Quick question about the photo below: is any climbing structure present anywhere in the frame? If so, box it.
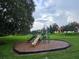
[13,34,70,54]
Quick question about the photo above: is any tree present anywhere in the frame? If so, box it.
[52,23,59,32]
[61,22,79,32]
[49,25,53,33]
[0,0,35,35]
[48,23,59,33]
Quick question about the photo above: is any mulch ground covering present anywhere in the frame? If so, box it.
[13,40,70,54]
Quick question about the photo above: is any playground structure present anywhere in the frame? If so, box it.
[13,24,70,54]
[13,34,70,54]
[31,35,41,46]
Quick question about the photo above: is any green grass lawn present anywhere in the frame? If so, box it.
[0,33,79,59]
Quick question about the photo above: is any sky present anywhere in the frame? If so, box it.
[31,0,79,31]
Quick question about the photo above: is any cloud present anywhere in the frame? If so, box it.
[43,0,56,8]
[56,0,79,11]
[54,10,79,26]
[66,11,79,23]
[32,0,79,30]
[31,14,55,31]
[33,0,56,19]
[31,21,44,31]
[34,0,56,9]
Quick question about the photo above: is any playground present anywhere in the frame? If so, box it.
[0,33,79,59]
[13,34,70,54]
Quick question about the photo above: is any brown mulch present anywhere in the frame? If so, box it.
[13,40,70,54]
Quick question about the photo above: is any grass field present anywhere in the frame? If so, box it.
[0,33,79,59]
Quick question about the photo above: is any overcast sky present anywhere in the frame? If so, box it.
[31,0,79,31]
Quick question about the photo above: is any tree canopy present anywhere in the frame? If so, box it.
[61,22,79,32]
[0,0,35,35]
[48,23,59,33]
